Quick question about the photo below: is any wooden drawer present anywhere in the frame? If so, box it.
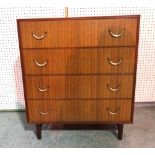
[18,17,138,48]
[22,47,136,75]
[98,100,132,122]
[22,48,97,75]
[97,47,136,74]
[62,100,96,122]
[27,100,62,123]
[27,99,132,123]
[25,75,133,99]
[25,75,97,99]
[97,75,134,98]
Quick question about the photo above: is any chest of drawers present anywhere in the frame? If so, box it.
[17,15,140,140]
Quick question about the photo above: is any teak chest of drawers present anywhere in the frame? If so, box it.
[17,15,140,140]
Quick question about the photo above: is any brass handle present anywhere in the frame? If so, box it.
[109,28,125,38]
[108,58,122,66]
[32,32,47,40]
[106,107,120,115]
[107,84,121,92]
[38,107,51,115]
[36,84,48,92]
[34,59,48,67]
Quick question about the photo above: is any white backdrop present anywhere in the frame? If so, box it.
[0,7,155,110]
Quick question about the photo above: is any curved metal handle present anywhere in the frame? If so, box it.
[106,107,120,115]
[32,32,47,40]
[107,84,121,92]
[36,84,48,92]
[34,59,48,67]
[38,107,51,115]
[109,28,125,38]
[108,58,122,66]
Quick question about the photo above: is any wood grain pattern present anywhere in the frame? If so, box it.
[27,100,62,123]
[97,100,132,122]
[22,48,97,75]
[17,18,30,122]
[25,75,97,99]
[97,47,136,74]
[16,16,140,136]
[22,47,136,75]
[27,99,131,123]
[27,100,96,123]
[62,100,96,122]
[25,75,133,99]
[19,18,138,48]
[17,15,140,22]
[97,75,134,98]
[131,15,140,123]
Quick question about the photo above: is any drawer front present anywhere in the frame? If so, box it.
[62,100,96,122]
[19,18,138,48]
[97,47,136,74]
[25,76,97,99]
[97,75,134,98]
[27,100,62,123]
[25,75,133,99]
[22,48,98,75]
[98,100,132,122]
[27,99,132,123]
[22,47,135,75]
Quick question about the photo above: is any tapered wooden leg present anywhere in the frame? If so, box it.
[117,124,123,140]
[36,124,42,140]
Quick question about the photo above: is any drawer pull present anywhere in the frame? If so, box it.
[34,59,48,67]
[108,58,122,66]
[38,107,51,115]
[107,84,121,92]
[106,107,120,115]
[36,84,48,92]
[32,32,47,40]
[109,28,125,38]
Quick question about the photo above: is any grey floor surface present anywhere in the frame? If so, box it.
[0,106,155,148]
